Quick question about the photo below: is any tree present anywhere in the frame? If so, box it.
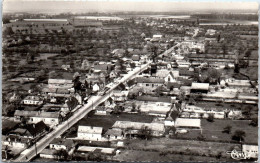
[222,125,232,134]
[232,130,246,142]
[54,149,69,161]
[207,114,214,122]
[87,151,105,162]
[170,110,179,121]
[249,118,258,127]
[138,125,152,140]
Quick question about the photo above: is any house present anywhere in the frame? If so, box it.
[49,138,76,153]
[136,96,172,104]
[242,144,258,159]
[22,95,44,105]
[9,121,48,139]
[175,118,201,129]
[104,128,124,140]
[164,71,179,83]
[109,70,118,79]
[39,149,57,159]
[136,77,164,91]
[14,110,61,126]
[48,79,73,89]
[104,97,116,108]
[94,64,112,73]
[112,121,165,137]
[227,110,243,119]
[190,83,209,94]
[2,135,31,149]
[125,79,136,90]
[139,102,172,117]
[152,34,163,41]
[112,90,128,102]
[95,106,111,115]
[164,114,175,127]
[92,83,100,92]
[81,59,91,70]
[77,126,103,141]
[61,65,70,71]
[132,55,140,62]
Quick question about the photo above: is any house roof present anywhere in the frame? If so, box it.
[112,121,165,132]
[126,79,136,87]
[48,79,73,84]
[191,83,209,90]
[23,96,42,101]
[42,87,57,93]
[14,110,60,118]
[115,83,126,91]
[50,138,75,149]
[56,88,70,94]
[104,128,123,136]
[94,64,111,71]
[132,55,140,61]
[40,149,57,155]
[78,126,103,134]
[136,96,171,103]
[175,118,201,128]
[136,77,164,84]
[26,121,48,136]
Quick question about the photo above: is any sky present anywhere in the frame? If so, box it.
[3,0,259,14]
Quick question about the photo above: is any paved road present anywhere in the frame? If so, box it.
[13,44,177,162]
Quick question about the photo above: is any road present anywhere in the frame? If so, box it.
[13,44,177,162]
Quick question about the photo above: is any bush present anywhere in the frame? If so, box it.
[207,114,214,122]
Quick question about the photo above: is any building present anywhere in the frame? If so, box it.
[22,96,43,105]
[49,138,76,153]
[175,118,201,129]
[2,135,31,149]
[112,121,165,137]
[77,126,103,141]
[48,79,73,89]
[8,121,48,139]
[136,77,164,91]
[14,110,61,126]
[190,83,209,94]
[104,128,124,140]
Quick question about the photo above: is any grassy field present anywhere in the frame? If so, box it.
[114,149,235,162]
[124,137,241,160]
[175,119,258,144]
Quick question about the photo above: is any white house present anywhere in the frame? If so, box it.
[104,128,124,140]
[22,96,43,105]
[164,71,179,83]
[93,83,100,92]
[49,138,76,152]
[77,126,103,141]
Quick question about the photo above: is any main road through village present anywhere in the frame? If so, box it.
[13,45,177,162]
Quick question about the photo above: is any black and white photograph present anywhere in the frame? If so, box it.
[2,0,259,162]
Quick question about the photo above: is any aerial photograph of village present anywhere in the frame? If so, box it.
[1,0,259,162]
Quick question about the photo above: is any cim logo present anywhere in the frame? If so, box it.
[226,149,251,160]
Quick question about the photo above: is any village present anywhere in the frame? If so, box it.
[2,10,259,162]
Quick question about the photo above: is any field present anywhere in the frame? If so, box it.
[175,119,258,144]
[114,149,234,162]
[121,137,241,161]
